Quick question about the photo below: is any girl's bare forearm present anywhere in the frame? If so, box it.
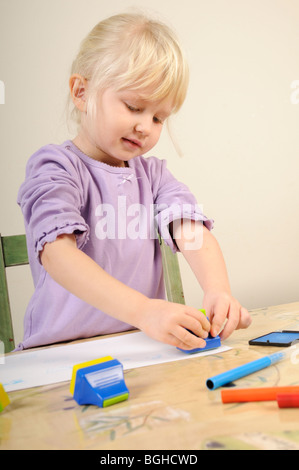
[40,234,148,328]
[173,221,231,294]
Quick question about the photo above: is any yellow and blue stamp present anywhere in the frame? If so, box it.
[70,356,129,408]
[0,383,10,412]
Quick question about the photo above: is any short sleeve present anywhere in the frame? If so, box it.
[151,159,214,253]
[17,145,90,259]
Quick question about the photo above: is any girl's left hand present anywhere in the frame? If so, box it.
[202,290,252,340]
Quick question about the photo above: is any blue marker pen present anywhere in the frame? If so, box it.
[206,351,285,390]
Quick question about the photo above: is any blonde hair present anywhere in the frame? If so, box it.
[69,13,189,126]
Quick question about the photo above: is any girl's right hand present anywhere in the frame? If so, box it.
[137,298,211,350]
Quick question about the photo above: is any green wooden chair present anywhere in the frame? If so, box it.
[0,233,184,354]
[159,235,185,305]
[0,234,29,353]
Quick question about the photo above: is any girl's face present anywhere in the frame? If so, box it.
[75,87,173,167]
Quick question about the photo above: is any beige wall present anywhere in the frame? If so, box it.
[0,0,298,345]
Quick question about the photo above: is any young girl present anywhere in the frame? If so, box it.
[17,12,251,351]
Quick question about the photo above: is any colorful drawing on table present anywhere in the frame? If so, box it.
[2,331,230,392]
[203,431,299,450]
[251,306,299,324]
[78,400,190,441]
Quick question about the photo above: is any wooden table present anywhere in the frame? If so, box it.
[1,302,299,450]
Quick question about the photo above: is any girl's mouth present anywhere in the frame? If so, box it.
[122,137,142,149]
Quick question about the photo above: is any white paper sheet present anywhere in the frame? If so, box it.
[0,331,230,392]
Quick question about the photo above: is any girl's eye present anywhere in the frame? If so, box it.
[125,102,164,124]
[126,103,139,112]
[153,116,163,124]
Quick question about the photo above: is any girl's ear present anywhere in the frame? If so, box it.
[69,74,88,112]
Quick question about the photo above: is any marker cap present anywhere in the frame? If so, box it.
[277,393,299,408]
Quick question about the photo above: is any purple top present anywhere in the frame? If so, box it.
[17,141,213,350]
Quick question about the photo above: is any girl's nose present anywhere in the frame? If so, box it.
[134,117,151,136]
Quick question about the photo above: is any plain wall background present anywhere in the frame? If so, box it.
[0,0,298,346]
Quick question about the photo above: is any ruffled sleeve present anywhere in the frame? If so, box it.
[17,145,90,260]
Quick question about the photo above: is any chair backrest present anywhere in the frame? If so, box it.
[0,234,29,353]
[159,235,185,305]
[0,233,184,353]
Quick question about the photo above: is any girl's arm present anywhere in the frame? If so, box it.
[40,233,210,350]
[173,220,252,339]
